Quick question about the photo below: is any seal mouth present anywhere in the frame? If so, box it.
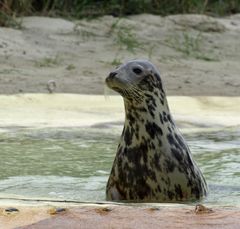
[107,84,123,93]
[105,73,143,103]
[105,74,124,92]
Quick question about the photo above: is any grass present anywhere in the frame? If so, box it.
[73,23,97,41]
[0,11,22,28]
[1,1,240,28]
[111,56,122,66]
[110,19,141,53]
[66,64,76,70]
[109,19,142,53]
[166,31,218,61]
[116,26,141,53]
[107,19,143,66]
[147,45,155,60]
[34,55,62,67]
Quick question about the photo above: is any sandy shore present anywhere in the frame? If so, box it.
[0,14,240,96]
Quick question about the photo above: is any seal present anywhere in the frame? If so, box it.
[105,59,208,202]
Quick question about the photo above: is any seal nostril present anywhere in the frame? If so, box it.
[109,72,117,79]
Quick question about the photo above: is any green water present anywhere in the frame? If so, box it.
[0,125,239,206]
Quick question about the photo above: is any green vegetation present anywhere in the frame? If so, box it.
[1,1,240,27]
[166,31,218,61]
[34,55,62,67]
[106,19,144,66]
[0,9,22,28]
[109,19,141,53]
[66,64,76,70]
[111,56,122,66]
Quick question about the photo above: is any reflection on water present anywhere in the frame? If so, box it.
[0,125,239,206]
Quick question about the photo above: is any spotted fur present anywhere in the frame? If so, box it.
[105,59,208,202]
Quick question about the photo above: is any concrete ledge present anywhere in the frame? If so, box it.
[0,204,239,229]
[0,94,239,128]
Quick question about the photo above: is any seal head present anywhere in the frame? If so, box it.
[106,60,162,104]
[106,59,208,202]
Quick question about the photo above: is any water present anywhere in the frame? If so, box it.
[0,125,239,206]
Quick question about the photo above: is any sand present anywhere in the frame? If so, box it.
[0,14,240,96]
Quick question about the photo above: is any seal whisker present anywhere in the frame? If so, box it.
[125,84,144,103]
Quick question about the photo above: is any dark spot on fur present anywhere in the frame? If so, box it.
[139,77,154,92]
[115,183,127,199]
[191,186,200,199]
[136,180,152,199]
[158,138,162,146]
[126,112,135,127]
[167,134,175,145]
[135,124,140,140]
[164,158,175,173]
[137,107,147,113]
[167,190,174,200]
[145,121,163,139]
[145,95,157,117]
[174,184,183,200]
[159,113,164,124]
[154,73,161,81]
[153,153,162,171]
[167,134,183,151]
[167,114,174,126]
[163,111,168,122]
[125,141,148,166]
[151,97,156,107]
[149,142,156,150]
[186,153,194,168]
[160,93,164,100]
[134,112,140,120]
[158,80,164,92]
[124,126,132,146]
[187,177,193,187]
[129,190,134,199]
[174,134,187,151]
[149,170,157,182]
[147,103,155,117]
[171,148,183,161]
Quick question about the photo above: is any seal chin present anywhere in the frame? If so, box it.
[105,78,120,91]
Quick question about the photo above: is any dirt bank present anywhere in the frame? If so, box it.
[0,14,240,96]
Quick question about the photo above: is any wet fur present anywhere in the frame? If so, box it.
[106,60,208,202]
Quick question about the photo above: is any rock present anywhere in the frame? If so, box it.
[4,207,19,214]
[195,204,213,214]
[48,207,67,215]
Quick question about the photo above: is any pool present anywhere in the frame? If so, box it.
[0,124,239,206]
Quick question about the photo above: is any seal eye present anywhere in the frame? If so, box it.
[132,67,142,75]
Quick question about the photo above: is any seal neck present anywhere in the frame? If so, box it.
[121,94,175,148]
[123,93,172,126]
